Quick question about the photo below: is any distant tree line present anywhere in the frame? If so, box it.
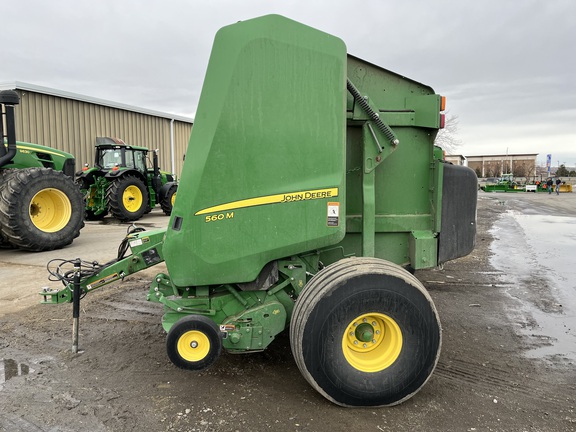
[556,164,575,177]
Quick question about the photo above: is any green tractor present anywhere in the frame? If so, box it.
[0,90,84,251]
[76,137,178,222]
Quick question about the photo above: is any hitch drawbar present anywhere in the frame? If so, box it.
[40,227,167,305]
[40,228,166,352]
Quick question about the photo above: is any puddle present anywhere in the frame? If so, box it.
[490,212,576,362]
[0,358,31,385]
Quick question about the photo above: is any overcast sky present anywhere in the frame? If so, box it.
[2,0,575,167]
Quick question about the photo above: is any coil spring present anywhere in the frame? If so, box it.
[347,79,399,146]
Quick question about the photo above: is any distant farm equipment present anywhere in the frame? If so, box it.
[76,137,178,222]
[480,174,573,193]
[0,89,84,251]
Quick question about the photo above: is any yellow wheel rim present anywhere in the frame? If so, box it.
[29,188,72,233]
[122,185,143,212]
[171,192,177,206]
[342,312,403,372]
[177,330,211,362]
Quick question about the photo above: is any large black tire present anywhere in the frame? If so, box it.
[166,315,223,370]
[160,185,177,216]
[290,257,441,407]
[0,169,17,249]
[106,175,148,222]
[0,167,85,251]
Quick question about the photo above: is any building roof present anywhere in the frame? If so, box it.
[465,153,538,158]
[0,81,194,124]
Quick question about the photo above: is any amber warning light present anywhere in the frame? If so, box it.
[439,96,446,129]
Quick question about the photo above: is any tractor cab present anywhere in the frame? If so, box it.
[94,137,149,173]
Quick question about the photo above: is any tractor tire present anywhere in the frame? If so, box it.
[166,315,223,370]
[0,169,17,249]
[290,257,441,407]
[0,167,85,251]
[106,175,148,222]
[160,185,177,216]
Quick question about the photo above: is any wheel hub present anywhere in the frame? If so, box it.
[122,185,143,212]
[30,188,72,233]
[355,322,374,343]
[342,312,403,372]
[177,330,210,362]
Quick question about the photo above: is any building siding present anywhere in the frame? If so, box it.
[8,87,192,177]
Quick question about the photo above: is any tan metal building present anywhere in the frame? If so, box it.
[0,81,193,177]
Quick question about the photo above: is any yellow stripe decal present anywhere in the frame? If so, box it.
[17,145,65,158]
[195,187,339,216]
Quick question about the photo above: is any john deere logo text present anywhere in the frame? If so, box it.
[280,190,335,203]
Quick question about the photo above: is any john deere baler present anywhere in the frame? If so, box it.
[43,15,477,407]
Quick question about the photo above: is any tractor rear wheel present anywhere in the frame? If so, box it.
[106,175,148,221]
[160,185,177,216]
[290,257,441,407]
[166,315,223,370]
[0,167,84,251]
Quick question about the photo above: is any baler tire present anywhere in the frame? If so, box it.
[166,315,223,370]
[160,186,177,216]
[106,175,148,222]
[0,167,85,251]
[290,257,441,407]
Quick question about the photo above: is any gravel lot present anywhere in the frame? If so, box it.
[1,193,575,431]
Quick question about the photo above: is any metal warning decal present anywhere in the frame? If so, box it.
[327,202,340,227]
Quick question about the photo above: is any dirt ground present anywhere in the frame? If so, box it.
[1,193,575,432]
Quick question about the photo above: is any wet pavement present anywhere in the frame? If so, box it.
[1,191,575,431]
[487,192,576,363]
[0,358,31,387]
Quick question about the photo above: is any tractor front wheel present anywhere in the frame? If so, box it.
[166,315,223,370]
[290,257,441,407]
[106,175,148,222]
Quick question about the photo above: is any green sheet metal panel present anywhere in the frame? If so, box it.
[328,56,443,268]
[164,15,347,287]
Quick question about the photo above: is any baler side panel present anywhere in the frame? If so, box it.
[323,56,444,269]
[164,15,348,287]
